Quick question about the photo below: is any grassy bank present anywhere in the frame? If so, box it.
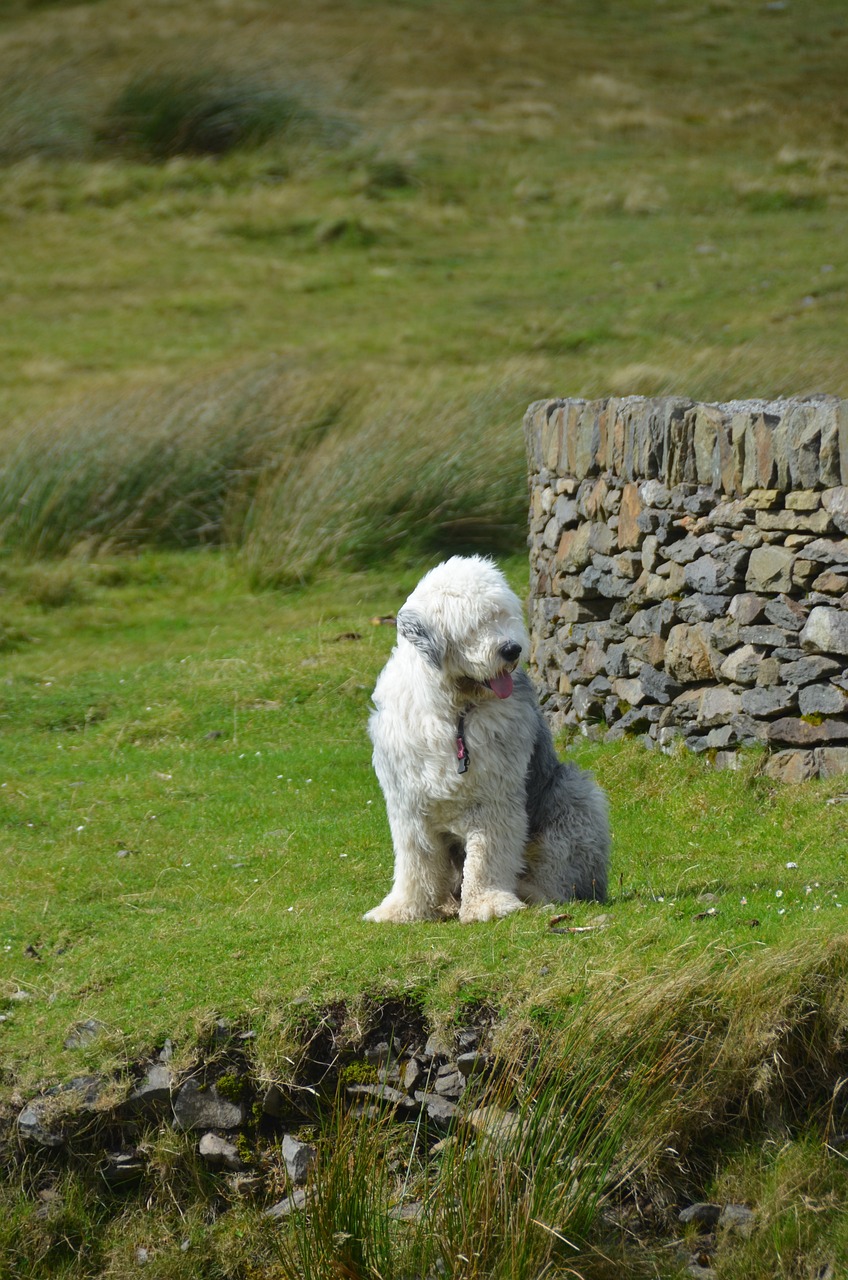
[1,552,847,1277]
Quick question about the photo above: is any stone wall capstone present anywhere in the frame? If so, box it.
[524,395,848,782]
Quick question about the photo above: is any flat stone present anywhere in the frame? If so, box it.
[627,600,677,638]
[755,508,832,534]
[637,664,682,705]
[123,1063,173,1116]
[738,624,792,648]
[617,482,644,549]
[199,1133,246,1171]
[801,606,848,656]
[764,750,819,784]
[665,623,716,683]
[786,489,823,511]
[456,1051,491,1078]
[414,1092,458,1125]
[611,676,647,707]
[173,1080,247,1132]
[812,570,848,594]
[684,555,736,594]
[763,595,808,631]
[346,1083,419,1112]
[740,685,799,717]
[817,746,848,778]
[465,1105,522,1145]
[64,1019,105,1050]
[746,544,794,593]
[755,655,781,687]
[798,683,848,717]
[18,1076,105,1148]
[697,687,742,727]
[676,594,729,623]
[664,533,702,565]
[767,718,848,747]
[434,1069,466,1099]
[719,644,763,686]
[801,537,848,564]
[778,655,841,686]
[265,1188,309,1219]
[100,1152,146,1186]
[556,523,592,573]
[746,489,781,510]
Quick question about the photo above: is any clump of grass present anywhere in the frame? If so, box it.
[0,367,531,575]
[99,67,314,160]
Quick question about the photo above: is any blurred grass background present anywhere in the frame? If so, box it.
[1,0,847,576]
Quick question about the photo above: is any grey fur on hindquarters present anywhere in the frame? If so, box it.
[364,555,610,924]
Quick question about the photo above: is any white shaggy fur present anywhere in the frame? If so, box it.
[364,556,610,924]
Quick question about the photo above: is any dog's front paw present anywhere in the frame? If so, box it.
[363,895,443,924]
[458,891,526,924]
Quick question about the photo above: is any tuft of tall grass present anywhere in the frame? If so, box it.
[0,367,531,575]
[99,67,323,161]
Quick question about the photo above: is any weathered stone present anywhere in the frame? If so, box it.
[684,555,735,594]
[627,600,677,637]
[664,533,702,565]
[697,687,742,727]
[708,615,740,651]
[817,746,848,778]
[676,594,729,623]
[755,508,832,534]
[729,592,767,626]
[173,1080,247,1132]
[346,1083,418,1112]
[556,523,592,573]
[123,1062,173,1115]
[746,489,782,510]
[746,544,794,593]
[617,482,644,549]
[456,1051,490,1078]
[265,1188,309,1219]
[572,686,603,719]
[822,485,848,534]
[798,683,848,717]
[767,718,848,746]
[785,489,822,511]
[639,479,671,507]
[623,633,666,668]
[755,656,781,687]
[792,559,819,587]
[414,1092,458,1125]
[665,624,716,683]
[434,1070,465,1099]
[18,1077,105,1148]
[738,624,792,648]
[199,1133,246,1171]
[637,664,682,704]
[812,569,848,594]
[64,1019,105,1050]
[718,644,762,686]
[802,537,848,564]
[800,607,848,655]
[763,595,808,631]
[465,1106,522,1145]
[740,685,798,717]
[778,654,841,686]
[764,750,819,784]
[282,1134,316,1183]
[718,1204,756,1238]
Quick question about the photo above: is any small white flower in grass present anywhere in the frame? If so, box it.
[778,908,786,916]
[305,778,313,784]
[786,861,798,869]
[740,896,747,906]
[76,825,85,833]
[775,889,783,898]
[339,853,348,858]
[277,775,283,779]
[287,906,294,912]
[255,751,261,757]
[239,753,246,759]
[805,885,812,895]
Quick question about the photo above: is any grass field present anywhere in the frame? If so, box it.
[2,0,848,1275]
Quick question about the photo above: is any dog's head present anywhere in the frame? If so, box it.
[396,556,528,700]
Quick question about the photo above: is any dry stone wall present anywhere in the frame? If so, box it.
[525,396,848,781]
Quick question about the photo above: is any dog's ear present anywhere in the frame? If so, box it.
[396,608,446,669]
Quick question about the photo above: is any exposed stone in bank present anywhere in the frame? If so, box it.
[524,396,848,780]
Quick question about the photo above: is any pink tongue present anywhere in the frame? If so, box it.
[488,672,514,699]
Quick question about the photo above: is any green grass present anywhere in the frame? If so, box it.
[1,551,846,1092]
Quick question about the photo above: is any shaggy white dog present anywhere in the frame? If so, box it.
[364,556,610,924]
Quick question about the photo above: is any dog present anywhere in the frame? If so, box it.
[364,556,610,924]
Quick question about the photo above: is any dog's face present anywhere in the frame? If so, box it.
[396,556,529,700]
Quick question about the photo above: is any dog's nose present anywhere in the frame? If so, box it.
[499,641,522,664]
